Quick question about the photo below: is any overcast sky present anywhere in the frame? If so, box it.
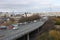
[0,0,60,12]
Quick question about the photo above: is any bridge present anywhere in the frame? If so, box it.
[0,17,49,40]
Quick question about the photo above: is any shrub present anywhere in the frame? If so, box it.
[55,21,60,25]
[18,14,40,23]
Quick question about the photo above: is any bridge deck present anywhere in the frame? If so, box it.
[0,19,47,40]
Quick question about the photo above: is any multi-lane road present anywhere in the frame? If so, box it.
[0,17,48,40]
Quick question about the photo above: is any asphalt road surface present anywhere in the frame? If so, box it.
[0,18,48,40]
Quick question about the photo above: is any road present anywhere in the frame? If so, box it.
[0,17,48,40]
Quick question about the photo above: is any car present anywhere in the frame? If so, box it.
[33,20,37,22]
[12,24,18,27]
[11,24,19,30]
[0,26,7,30]
[23,22,27,24]
[28,21,31,23]
[13,26,19,30]
[19,23,23,25]
[18,22,26,25]
[42,17,48,20]
[7,25,14,29]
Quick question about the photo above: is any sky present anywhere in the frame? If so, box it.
[0,0,60,12]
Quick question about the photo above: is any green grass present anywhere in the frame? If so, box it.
[54,18,60,25]
[36,31,55,40]
[36,29,60,40]
[36,17,60,40]
[55,21,60,25]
